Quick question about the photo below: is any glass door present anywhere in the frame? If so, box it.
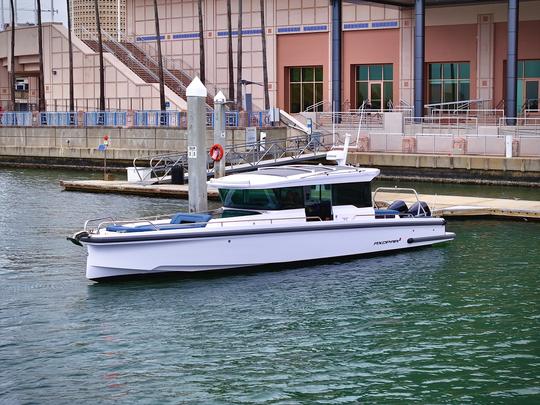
[369,82,382,110]
[525,80,539,110]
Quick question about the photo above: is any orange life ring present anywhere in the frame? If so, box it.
[209,144,224,161]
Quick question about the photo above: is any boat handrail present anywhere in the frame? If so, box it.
[84,217,116,232]
[372,187,429,217]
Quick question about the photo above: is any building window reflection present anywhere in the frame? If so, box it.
[355,64,393,110]
[428,62,470,107]
[289,66,323,113]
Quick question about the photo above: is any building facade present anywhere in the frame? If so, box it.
[73,0,126,40]
[126,0,540,113]
[0,0,539,114]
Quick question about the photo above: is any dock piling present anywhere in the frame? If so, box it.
[186,77,209,213]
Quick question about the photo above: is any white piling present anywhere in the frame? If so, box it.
[186,77,208,213]
[213,91,227,178]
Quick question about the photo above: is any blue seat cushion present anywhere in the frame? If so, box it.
[170,213,212,224]
[105,213,212,233]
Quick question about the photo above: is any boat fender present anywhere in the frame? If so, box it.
[209,144,225,161]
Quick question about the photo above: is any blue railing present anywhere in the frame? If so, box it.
[0,112,33,126]
[0,110,273,128]
[84,112,127,127]
[134,111,186,127]
[39,112,78,126]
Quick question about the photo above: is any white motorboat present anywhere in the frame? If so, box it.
[69,165,455,281]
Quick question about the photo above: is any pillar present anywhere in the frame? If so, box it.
[414,0,425,120]
[331,0,342,115]
[506,0,519,125]
[187,77,208,213]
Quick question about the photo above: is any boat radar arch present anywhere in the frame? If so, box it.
[326,133,351,166]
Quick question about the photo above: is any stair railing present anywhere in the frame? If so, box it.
[80,26,161,84]
[127,33,218,98]
[98,28,161,83]
[117,32,188,99]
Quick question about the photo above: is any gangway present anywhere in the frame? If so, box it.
[131,134,329,184]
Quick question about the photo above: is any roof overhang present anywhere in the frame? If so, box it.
[344,0,506,8]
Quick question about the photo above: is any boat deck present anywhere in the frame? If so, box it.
[59,180,540,220]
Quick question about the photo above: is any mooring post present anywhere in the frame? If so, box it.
[186,77,209,213]
[213,91,227,178]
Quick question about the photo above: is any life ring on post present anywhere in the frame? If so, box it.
[209,144,225,162]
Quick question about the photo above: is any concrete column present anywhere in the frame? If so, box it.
[414,0,425,120]
[400,8,414,108]
[213,90,226,178]
[506,0,519,125]
[331,0,342,115]
[477,14,494,104]
[187,77,208,213]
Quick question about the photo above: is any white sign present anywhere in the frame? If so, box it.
[245,127,257,149]
[220,130,226,138]
[188,145,197,159]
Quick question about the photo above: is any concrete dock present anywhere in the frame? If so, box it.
[60,179,540,220]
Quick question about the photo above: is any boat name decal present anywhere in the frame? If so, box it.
[374,237,402,246]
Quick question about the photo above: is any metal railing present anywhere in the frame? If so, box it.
[39,112,78,126]
[95,28,161,83]
[84,112,127,127]
[116,31,188,99]
[129,33,219,97]
[404,116,479,137]
[425,98,492,114]
[0,112,33,126]
[131,134,329,184]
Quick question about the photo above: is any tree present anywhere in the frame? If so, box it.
[66,0,75,113]
[9,0,15,111]
[93,0,105,113]
[260,0,269,110]
[37,0,46,112]
[227,0,234,102]
[236,0,243,110]
[197,0,205,84]
[153,0,166,114]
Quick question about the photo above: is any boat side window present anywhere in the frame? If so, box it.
[304,185,333,221]
[219,188,279,210]
[274,187,305,209]
[332,182,372,208]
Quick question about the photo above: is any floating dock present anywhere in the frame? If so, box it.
[60,179,540,220]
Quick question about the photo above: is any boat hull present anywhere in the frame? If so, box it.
[83,219,454,280]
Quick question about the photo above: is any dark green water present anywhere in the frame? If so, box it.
[0,168,539,404]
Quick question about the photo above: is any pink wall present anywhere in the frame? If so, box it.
[343,29,400,109]
[276,32,329,111]
[493,20,540,106]
[425,24,478,101]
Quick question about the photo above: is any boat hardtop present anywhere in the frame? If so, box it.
[207,164,380,189]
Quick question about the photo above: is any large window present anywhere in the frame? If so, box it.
[356,64,393,110]
[289,67,323,113]
[219,182,372,211]
[428,62,470,106]
[518,60,540,110]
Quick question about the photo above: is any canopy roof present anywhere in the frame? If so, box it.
[345,0,504,7]
[208,165,381,190]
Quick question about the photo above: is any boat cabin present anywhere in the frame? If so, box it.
[208,165,380,221]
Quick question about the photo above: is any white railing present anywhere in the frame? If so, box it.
[404,116,478,137]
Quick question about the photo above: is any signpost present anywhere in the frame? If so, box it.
[98,135,111,180]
